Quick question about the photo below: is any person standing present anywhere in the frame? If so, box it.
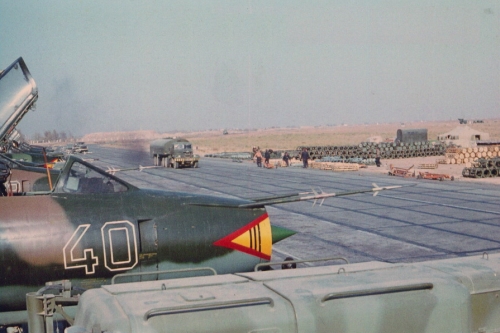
[301,148,310,168]
[264,149,271,165]
[167,145,174,168]
[375,147,381,167]
[282,151,290,167]
[254,149,263,167]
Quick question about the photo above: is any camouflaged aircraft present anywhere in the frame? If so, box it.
[0,153,59,194]
[0,57,403,327]
[4,143,66,167]
[0,154,402,320]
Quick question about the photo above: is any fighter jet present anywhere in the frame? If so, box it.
[0,153,59,193]
[4,143,66,167]
[0,155,402,318]
[0,57,403,326]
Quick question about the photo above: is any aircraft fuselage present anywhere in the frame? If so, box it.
[0,190,270,312]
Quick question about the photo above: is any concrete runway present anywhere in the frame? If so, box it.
[87,145,500,268]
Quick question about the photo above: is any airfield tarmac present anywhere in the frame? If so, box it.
[88,145,500,268]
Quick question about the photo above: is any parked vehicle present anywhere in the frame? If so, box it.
[150,137,199,168]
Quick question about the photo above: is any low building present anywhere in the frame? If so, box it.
[396,128,428,143]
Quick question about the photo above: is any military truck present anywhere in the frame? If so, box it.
[150,137,199,168]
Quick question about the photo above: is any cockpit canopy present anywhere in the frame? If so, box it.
[0,57,38,145]
[54,156,136,194]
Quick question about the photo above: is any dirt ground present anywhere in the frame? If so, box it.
[237,154,499,185]
[358,156,500,185]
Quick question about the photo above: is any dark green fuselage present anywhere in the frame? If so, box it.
[0,189,268,312]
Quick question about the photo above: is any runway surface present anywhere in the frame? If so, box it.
[86,145,500,267]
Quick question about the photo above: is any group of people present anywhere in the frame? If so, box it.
[252,146,382,169]
[252,147,311,168]
[253,147,273,168]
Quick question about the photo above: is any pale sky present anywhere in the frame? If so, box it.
[1,1,499,137]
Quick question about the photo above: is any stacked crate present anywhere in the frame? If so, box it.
[442,146,500,165]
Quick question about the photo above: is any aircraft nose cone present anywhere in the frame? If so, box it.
[271,225,296,244]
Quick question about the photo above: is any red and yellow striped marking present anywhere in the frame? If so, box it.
[213,213,272,260]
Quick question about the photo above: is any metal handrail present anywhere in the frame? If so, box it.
[322,283,434,302]
[144,297,274,320]
[111,267,217,284]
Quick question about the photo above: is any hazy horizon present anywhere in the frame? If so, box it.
[1,1,499,137]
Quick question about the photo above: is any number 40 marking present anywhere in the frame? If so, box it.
[63,221,138,275]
